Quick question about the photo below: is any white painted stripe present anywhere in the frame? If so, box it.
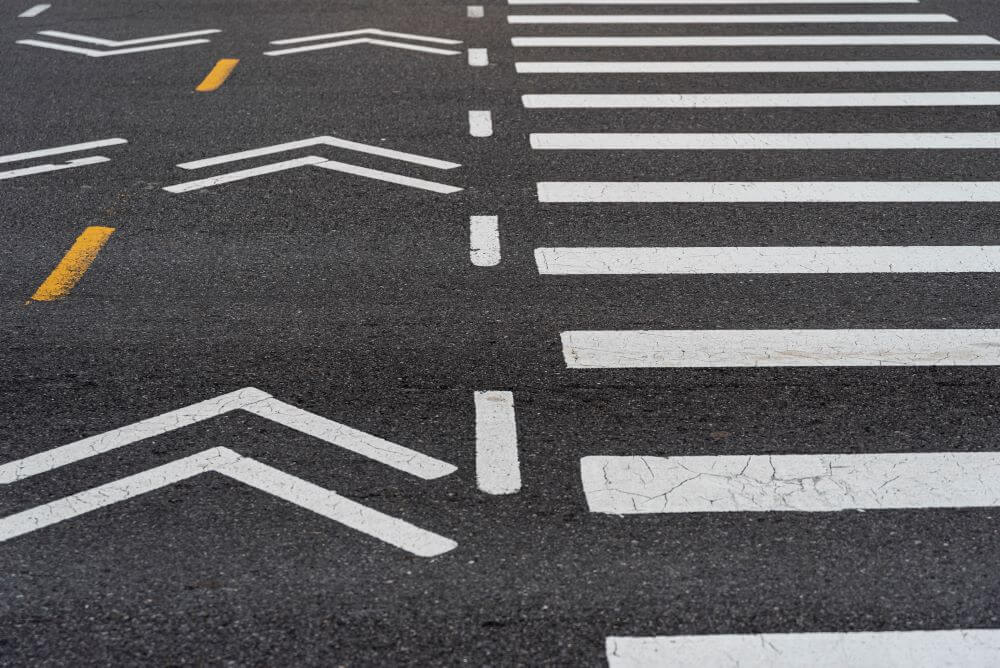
[468,47,489,66]
[177,136,460,171]
[474,391,521,495]
[217,455,457,556]
[470,215,502,266]
[469,110,494,137]
[583,453,1000,513]
[535,246,1000,274]
[512,34,1000,47]
[314,159,463,193]
[561,329,1000,368]
[531,132,1000,150]
[164,156,328,193]
[18,4,50,18]
[514,0,919,3]
[517,60,1000,73]
[0,156,110,180]
[605,631,1000,667]
[468,4,485,16]
[36,28,219,46]
[263,37,462,57]
[16,38,213,56]
[0,138,127,165]
[538,181,1000,202]
[522,92,1000,108]
[270,29,462,45]
[508,13,955,23]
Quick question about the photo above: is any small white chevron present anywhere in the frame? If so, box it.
[16,29,219,57]
[265,28,462,57]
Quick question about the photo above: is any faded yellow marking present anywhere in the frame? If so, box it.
[196,58,239,92]
[30,226,115,302]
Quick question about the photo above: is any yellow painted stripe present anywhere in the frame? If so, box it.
[196,58,239,92]
[30,226,115,302]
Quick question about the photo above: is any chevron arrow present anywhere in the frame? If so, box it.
[0,388,457,556]
[265,28,462,57]
[17,28,219,57]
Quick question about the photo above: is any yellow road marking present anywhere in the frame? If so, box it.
[196,58,239,92]
[30,226,115,302]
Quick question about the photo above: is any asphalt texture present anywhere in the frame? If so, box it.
[4,0,1000,664]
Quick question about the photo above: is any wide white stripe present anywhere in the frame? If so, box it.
[36,28,219,46]
[469,110,494,137]
[538,181,1000,202]
[561,329,1000,368]
[468,47,489,66]
[18,4,50,17]
[314,159,463,193]
[508,13,955,23]
[522,92,1000,108]
[474,391,521,495]
[0,138,127,165]
[164,156,328,193]
[512,34,999,46]
[583,453,1000,513]
[531,132,1000,150]
[0,156,111,180]
[514,0,920,3]
[517,60,1000,73]
[606,631,1000,667]
[470,215,502,266]
[535,246,1000,274]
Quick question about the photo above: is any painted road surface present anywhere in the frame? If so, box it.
[4,0,1000,664]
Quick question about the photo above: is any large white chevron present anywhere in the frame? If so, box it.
[17,29,219,57]
[265,28,462,56]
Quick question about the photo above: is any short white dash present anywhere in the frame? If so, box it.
[470,215,501,266]
[475,391,520,495]
[468,47,489,66]
[468,4,485,17]
[469,110,494,137]
[18,4,50,17]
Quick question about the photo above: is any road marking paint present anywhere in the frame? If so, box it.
[0,387,457,483]
[537,181,1000,202]
[583,453,1000,513]
[517,60,1000,74]
[605,631,1000,667]
[164,156,328,193]
[17,38,213,57]
[177,136,460,170]
[30,226,114,302]
[18,4,50,17]
[195,58,239,91]
[0,447,457,556]
[514,0,920,3]
[508,13,955,23]
[531,132,1000,150]
[0,138,127,165]
[475,391,521,495]
[535,246,1000,274]
[513,34,999,47]
[0,156,110,180]
[561,329,1000,368]
[469,110,494,137]
[35,28,220,46]
[468,4,485,17]
[468,47,489,66]
[314,159,463,193]
[523,92,1000,108]
[264,37,461,57]
[470,216,502,266]
[270,28,462,45]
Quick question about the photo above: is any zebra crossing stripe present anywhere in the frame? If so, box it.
[508,13,956,23]
[523,92,1000,108]
[530,132,1000,150]
[512,35,1000,47]
[561,329,1000,368]
[517,60,1000,73]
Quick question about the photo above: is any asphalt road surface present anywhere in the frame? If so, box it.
[5,0,1000,664]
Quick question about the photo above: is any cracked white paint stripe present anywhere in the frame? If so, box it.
[538,181,1000,202]
[475,391,521,495]
[561,329,1000,368]
[522,92,1000,108]
[583,453,1000,514]
[531,133,1000,150]
[512,35,999,47]
[518,60,1000,74]
[470,215,501,266]
[508,13,955,23]
[468,47,489,66]
[605,630,1000,667]
[535,246,1000,274]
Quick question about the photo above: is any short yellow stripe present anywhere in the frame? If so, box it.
[30,226,115,302]
[196,58,239,92]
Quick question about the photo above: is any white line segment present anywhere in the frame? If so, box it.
[605,631,1000,667]
[0,156,110,180]
[535,246,1000,274]
[17,38,213,56]
[513,0,921,3]
[0,138,127,165]
[522,92,1000,108]
[269,29,462,45]
[508,13,955,23]
[537,181,1000,202]
[582,453,1000,513]
[512,35,999,47]
[18,4,50,17]
[561,329,1000,368]
[164,156,328,193]
[35,28,219,46]
[469,110,494,137]
[264,38,462,57]
[314,159,463,193]
[517,60,1000,73]
[468,47,489,66]
[470,215,501,266]
[474,391,521,495]
[530,132,1000,150]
